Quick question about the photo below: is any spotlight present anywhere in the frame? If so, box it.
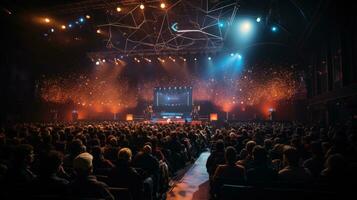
[68,23,73,28]
[96,29,101,34]
[116,7,122,12]
[183,58,186,62]
[140,4,145,10]
[44,18,50,23]
[218,22,224,28]
[50,28,55,32]
[79,17,84,22]
[86,15,91,19]
[194,58,197,61]
[239,20,252,34]
[271,26,278,32]
[237,54,242,59]
[208,57,211,60]
[230,53,234,57]
[256,17,261,23]
[95,61,100,65]
[160,3,166,9]
[61,25,66,29]
[102,59,106,63]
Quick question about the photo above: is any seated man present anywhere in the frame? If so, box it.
[212,146,245,197]
[68,152,114,200]
[278,146,312,185]
[108,148,144,200]
[31,150,69,197]
[247,145,277,185]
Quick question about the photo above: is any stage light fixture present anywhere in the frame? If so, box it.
[50,28,55,32]
[96,29,101,34]
[61,25,66,29]
[218,22,224,28]
[208,57,212,60]
[160,3,166,9]
[256,17,261,22]
[194,58,197,61]
[237,54,242,59]
[95,61,100,65]
[230,53,234,57]
[140,4,145,10]
[86,15,91,19]
[68,24,73,28]
[183,58,186,62]
[44,18,50,23]
[271,26,278,32]
[239,20,252,34]
[116,7,122,12]
[102,59,106,63]
[79,17,84,22]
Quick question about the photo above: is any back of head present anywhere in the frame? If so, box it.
[225,146,237,165]
[143,144,152,154]
[73,152,93,176]
[40,150,63,176]
[246,141,257,155]
[216,139,225,152]
[117,148,132,163]
[326,153,345,171]
[253,145,267,164]
[283,146,299,167]
[14,144,34,165]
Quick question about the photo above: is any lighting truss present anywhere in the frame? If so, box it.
[101,0,239,55]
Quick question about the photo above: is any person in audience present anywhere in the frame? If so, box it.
[303,141,325,178]
[68,152,114,200]
[247,145,277,185]
[237,140,256,170]
[108,147,144,200]
[278,146,312,184]
[320,153,347,187]
[31,150,69,197]
[132,144,160,199]
[212,146,245,196]
[206,139,225,180]
[91,145,114,175]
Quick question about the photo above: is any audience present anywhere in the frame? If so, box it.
[0,120,355,199]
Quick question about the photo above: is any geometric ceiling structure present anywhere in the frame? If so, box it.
[99,0,239,55]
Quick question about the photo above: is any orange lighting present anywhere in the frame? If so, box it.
[140,4,145,10]
[126,114,133,121]
[96,29,101,34]
[44,18,50,23]
[116,7,122,12]
[86,15,91,19]
[61,25,66,29]
[160,3,166,9]
[210,113,218,121]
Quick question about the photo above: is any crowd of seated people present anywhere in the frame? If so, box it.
[207,121,357,199]
[0,122,208,200]
[0,120,356,200]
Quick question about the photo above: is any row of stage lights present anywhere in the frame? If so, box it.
[42,2,167,34]
[94,53,243,65]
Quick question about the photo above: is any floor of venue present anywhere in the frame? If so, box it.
[167,152,210,200]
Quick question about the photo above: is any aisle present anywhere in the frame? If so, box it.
[166,152,210,200]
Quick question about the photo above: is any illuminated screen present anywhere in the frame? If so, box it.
[154,87,193,111]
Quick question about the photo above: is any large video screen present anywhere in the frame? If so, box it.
[154,86,193,108]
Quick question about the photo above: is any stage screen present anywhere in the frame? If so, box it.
[154,87,193,112]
